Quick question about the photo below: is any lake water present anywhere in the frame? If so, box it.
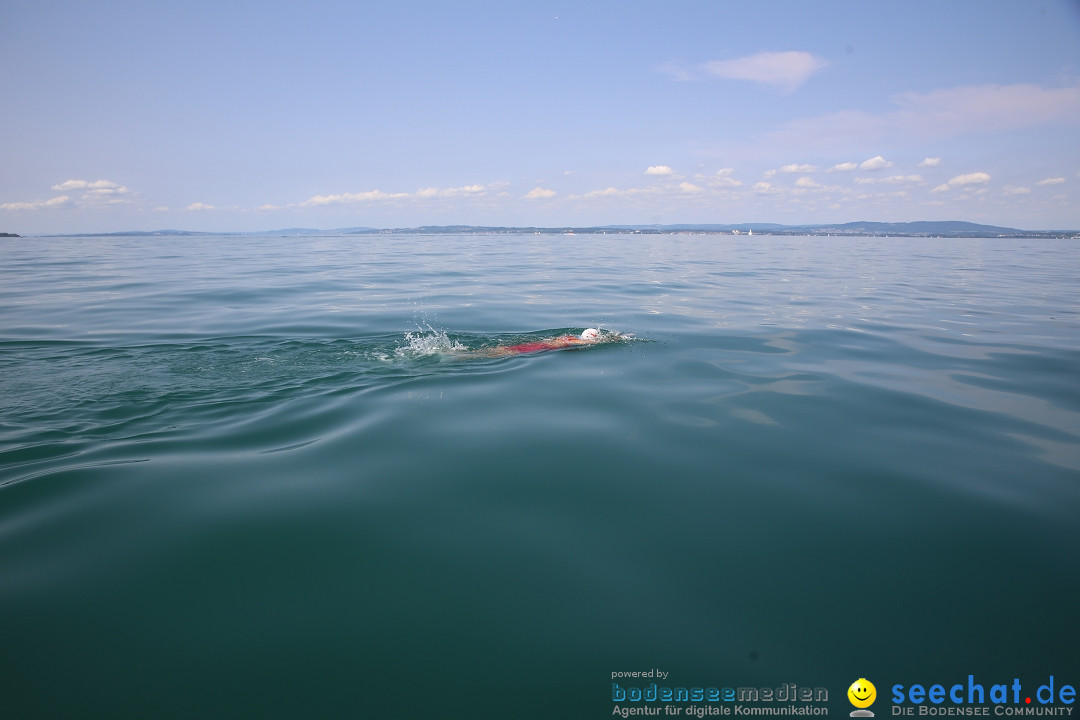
[2,233,1078,718]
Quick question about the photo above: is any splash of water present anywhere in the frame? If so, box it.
[394,328,467,359]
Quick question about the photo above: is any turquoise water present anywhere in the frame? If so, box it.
[1,233,1078,718]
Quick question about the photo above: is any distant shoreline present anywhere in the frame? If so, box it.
[20,221,1080,239]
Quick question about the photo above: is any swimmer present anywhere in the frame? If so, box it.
[482,328,604,357]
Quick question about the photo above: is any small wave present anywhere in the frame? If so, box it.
[2,457,150,488]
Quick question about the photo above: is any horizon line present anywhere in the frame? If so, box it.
[9,219,1080,238]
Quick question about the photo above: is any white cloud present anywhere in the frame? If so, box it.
[751,182,775,193]
[701,51,829,92]
[525,187,557,199]
[949,172,991,186]
[859,155,893,170]
[88,186,128,197]
[1,195,73,211]
[829,162,858,172]
[794,176,821,188]
[576,173,749,201]
[301,189,411,206]
[1003,186,1031,196]
[52,180,89,191]
[709,169,742,187]
[48,178,131,205]
[918,157,941,167]
[764,163,815,179]
[52,179,129,196]
[186,202,216,210]
[416,184,487,199]
[296,183,497,207]
[932,172,992,192]
[579,185,669,199]
[584,187,620,198]
[2,178,136,213]
[645,165,674,176]
[1036,177,1066,186]
[52,179,111,192]
[853,174,923,185]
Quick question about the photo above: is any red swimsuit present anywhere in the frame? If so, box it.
[504,336,580,354]
[505,341,551,353]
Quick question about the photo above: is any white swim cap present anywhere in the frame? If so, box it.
[580,328,600,340]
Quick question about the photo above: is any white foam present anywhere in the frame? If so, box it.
[395,329,466,358]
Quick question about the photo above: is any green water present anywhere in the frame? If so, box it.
[1,234,1077,718]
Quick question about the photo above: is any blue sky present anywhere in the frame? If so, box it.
[2,0,1079,233]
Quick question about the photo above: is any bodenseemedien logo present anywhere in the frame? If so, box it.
[849,679,877,717]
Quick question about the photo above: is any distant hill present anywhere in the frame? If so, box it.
[601,223,789,232]
[1,232,21,237]
[787,220,1023,236]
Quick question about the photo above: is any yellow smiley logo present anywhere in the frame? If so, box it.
[848,679,877,709]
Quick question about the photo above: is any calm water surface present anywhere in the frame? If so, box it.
[2,233,1078,718]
